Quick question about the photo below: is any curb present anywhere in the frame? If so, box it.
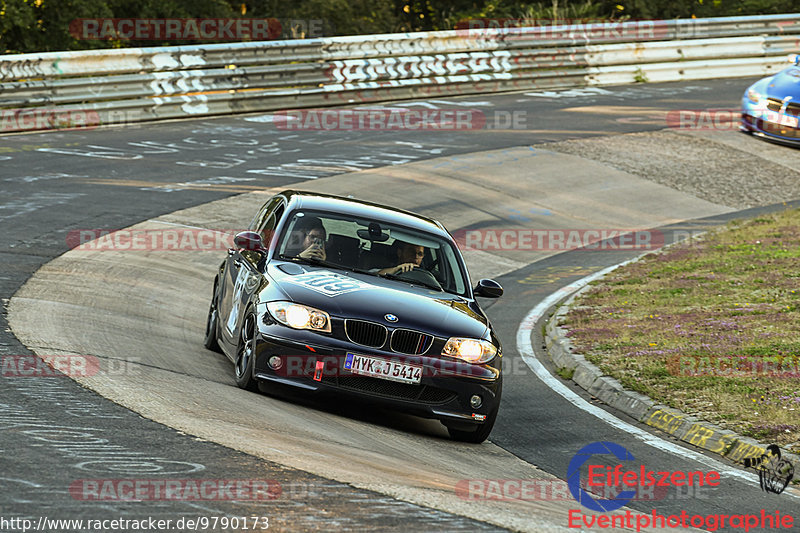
[544,282,800,472]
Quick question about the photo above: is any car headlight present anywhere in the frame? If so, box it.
[266,301,331,333]
[442,337,497,363]
[746,88,762,104]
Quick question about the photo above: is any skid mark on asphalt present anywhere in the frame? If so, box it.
[0,193,86,221]
[524,85,713,102]
[77,178,266,193]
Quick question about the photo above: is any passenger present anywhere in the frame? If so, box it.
[378,242,425,275]
[286,216,327,261]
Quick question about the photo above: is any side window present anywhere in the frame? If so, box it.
[442,244,465,295]
[259,204,285,244]
[249,197,282,232]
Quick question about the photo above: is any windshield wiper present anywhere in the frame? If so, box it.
[381,272,443,292]
[279,254,338,269]
[279,254,364,274]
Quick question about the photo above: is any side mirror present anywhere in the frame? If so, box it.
[234,231,265,252]
[474,279,503,298]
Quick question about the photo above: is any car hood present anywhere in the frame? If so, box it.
[765,67,800,100]
[266,263,488,339]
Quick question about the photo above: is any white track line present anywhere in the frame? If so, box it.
[516,262,800,498]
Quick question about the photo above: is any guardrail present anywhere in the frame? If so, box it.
[1,13,799,132]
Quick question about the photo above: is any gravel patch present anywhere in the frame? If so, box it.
[544,129,800,209]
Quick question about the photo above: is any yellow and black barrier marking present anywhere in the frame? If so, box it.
[643,408,687,437]
[726,441,768,464]
[681,422,738,455]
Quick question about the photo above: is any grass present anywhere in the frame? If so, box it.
[556,367,576,380]
[560,209,800,452]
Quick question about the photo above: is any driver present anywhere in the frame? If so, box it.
[285,216,327,261]
[378,242,425,275]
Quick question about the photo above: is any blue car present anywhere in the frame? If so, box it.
[741,54,800,147]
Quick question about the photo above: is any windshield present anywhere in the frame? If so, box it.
[276,210,468,296]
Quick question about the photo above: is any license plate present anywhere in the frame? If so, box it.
[344,353,422,384]
[766,110,799,128]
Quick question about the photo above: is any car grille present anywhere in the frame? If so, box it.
[324,375,456,404]
[766,98,783,112]
[390,329,434,355]
[344,320,387,348]
[765,98,800,117]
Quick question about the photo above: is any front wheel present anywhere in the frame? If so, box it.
[203,282,222,354]
[446,381,502,443]
[447,406,499,443]
[234,312,259,391]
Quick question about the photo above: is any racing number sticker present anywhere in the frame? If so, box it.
[226,268,249,335]
[283,271,373,297]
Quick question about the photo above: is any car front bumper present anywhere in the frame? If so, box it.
[741,95,800,147]
[251,326,502,429]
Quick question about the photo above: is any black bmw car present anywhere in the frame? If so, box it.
[204,190,504,442]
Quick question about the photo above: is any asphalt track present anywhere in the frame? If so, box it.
[3,77,799,532]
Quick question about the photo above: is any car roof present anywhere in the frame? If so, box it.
[278,190,450,238]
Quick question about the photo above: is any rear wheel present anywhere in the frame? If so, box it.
[203,281,222,353]
[234,312,259,391]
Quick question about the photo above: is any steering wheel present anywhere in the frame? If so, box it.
[395,267,442,290]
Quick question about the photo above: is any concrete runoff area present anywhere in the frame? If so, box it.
[9,143,734,531]
[545,129,800,209]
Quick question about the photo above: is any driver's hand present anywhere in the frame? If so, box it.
[393,263,417,274]
[298,244,326,261]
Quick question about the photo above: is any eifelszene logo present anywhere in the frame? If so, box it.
[566,441,795,532]
[567,441,720,512]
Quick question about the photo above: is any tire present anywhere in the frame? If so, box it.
[447,380,502,443]
[203,281,222,354]
[447,407,498,444]
[234,311,259,391]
